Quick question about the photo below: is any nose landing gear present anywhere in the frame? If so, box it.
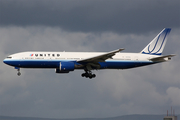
[17,70,21,76]
[15,67,21,76]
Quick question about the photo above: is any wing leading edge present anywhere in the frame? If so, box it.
[77,48,124,63]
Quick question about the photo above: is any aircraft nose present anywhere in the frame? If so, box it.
[3,58,11,65]
[3,59,8,64]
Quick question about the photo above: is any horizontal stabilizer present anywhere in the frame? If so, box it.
[149,54,175,62]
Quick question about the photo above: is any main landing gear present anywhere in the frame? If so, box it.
[81,70,96,79]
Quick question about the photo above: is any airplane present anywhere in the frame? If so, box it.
[3,28,175,79]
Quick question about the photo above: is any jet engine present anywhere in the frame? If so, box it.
[55,62,75,73]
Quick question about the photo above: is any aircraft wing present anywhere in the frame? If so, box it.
[149,54,176,62]
[77,48,124,63]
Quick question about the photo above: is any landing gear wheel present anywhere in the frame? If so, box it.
[81,70,96,79]
[17,72,21,76]
[81,73,85,77]
[16,68,21,76]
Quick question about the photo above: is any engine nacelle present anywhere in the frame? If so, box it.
[55,62,75,73]
[55,68,70,73]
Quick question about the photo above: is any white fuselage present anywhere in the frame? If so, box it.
[3,51,158,69]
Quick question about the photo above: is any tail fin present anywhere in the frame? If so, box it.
[140,28,171,55]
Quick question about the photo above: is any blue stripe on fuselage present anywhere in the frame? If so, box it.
[104,60,154,69]
[3,59,72,68]
[3,59,155,69]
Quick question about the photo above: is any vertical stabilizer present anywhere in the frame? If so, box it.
[140,28,171,55]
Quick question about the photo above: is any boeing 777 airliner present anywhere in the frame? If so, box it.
[3,28,175,79]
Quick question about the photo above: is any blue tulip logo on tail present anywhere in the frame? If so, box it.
[141,28,171,55]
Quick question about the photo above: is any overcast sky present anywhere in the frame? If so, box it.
[0,0,180,119]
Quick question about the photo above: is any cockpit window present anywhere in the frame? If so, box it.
[6,56,12,59]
